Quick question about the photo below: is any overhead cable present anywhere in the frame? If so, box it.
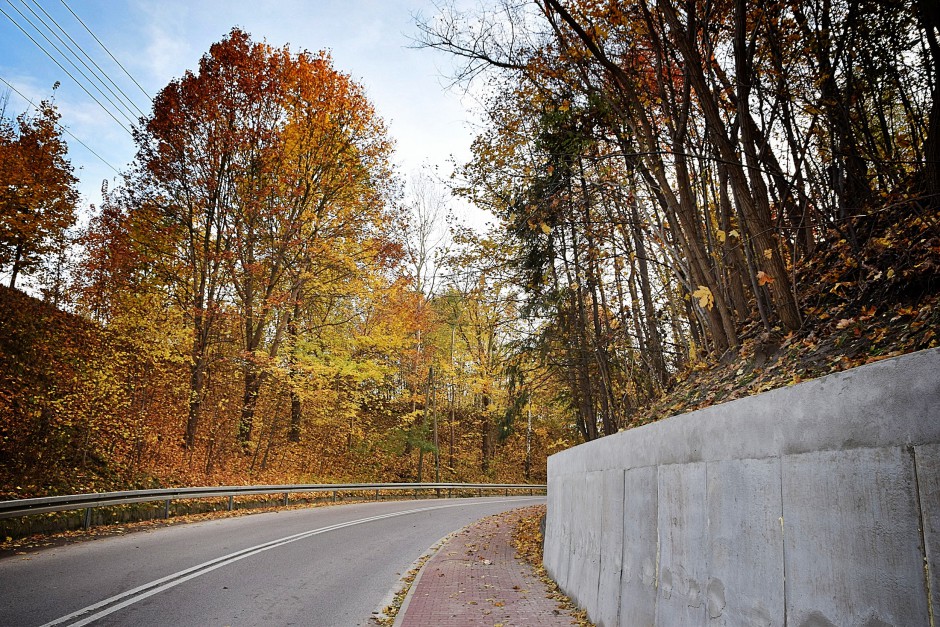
[0,3,135,137]
[3,1,138,129]
[0,74,123,175]
[23,0,146,119]
[59,0,152,101]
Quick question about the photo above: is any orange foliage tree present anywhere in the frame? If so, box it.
[0,98,78,290]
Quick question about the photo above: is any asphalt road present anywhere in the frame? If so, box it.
[0,496,544,626]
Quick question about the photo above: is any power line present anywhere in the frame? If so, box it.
[59,0,152,101]
[0,74,123,175]
[21,0,146,119]
[0,3,135,137]
[3,1,138,129]
[16,0,140,122]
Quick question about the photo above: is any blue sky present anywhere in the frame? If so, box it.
[0,0,478,218]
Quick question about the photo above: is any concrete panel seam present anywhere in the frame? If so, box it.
[614,468,626,627]
[912,445,935,627]
[654,464,660,624]
[779,450,788,627]
[703,459,711,625]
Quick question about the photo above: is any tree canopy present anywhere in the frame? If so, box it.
[0,97,77,290]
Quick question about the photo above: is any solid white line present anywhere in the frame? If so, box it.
[40,497,540,627]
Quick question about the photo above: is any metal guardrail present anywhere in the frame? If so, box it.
[0,482,547,528]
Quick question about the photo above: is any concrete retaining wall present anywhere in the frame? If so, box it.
[544,347,940,626]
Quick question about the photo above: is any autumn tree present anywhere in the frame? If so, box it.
[418,0,936,441]
[0,98,78,290]
[125,29,399,453]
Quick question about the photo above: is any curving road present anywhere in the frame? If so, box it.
[0,496,544,626]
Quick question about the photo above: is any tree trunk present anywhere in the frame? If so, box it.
[238,367,263,444]
[8,239,23,289]
[660,0,802,330]
[288,392,302,443]
[287,296,303,443]
[917,0,940,197]
[185,315,210,449]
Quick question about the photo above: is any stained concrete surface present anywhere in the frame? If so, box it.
[546,347,940,626]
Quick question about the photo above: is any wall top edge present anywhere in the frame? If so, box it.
[548,346,940,474]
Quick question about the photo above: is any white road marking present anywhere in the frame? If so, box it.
[40,497,540,626]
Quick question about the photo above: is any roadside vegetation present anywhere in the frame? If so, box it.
[1,1,938,501]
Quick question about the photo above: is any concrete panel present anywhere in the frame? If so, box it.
[620,465,658,627]
[546,348,940,626]
[914,443,940,618]
[656,462,707,626]
[594,469,625,627]
[544,473,573,588]
[705,458,784,627]
[566,471,602,611]
[782,447,929,626]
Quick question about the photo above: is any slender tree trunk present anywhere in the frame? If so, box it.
[658,0,801,330]
[718,167,752,318]
[238,367,263,444]
[185,313,210,449]
[525,399,532,480]
[287,296,303,443]
[629,202,667,387]
[917,0,940,197]
[8,240,23,289]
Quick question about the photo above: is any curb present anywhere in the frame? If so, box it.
[390,547,433,627]
[377,529,455,626]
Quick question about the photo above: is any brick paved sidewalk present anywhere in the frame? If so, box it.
[394,508,581,626]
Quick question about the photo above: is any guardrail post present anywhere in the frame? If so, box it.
[163,499,171,519]
[83,507,92,530]
[332,490,337,503]
[478,488,483,497]
[448,487,452,499]
[505,488,509,496]
[283,493,289,507]
[374,489,379,500]
[228,495,234,511]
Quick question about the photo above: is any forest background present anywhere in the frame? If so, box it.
[0,0,938,500]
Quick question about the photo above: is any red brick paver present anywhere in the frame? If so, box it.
[395,508,580,626]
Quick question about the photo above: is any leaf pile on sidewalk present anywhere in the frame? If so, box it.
[511,505,594,627]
